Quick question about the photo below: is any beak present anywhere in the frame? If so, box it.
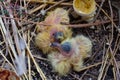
[57,35,64,41]
[50,42,60,47]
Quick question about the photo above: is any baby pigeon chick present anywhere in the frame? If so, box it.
[35,24,72,54]
[49,35,92,75]
[35,8,72,54]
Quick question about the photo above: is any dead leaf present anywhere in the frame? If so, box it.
[0,68,20,80]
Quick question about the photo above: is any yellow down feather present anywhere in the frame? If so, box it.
[48,51,71,76]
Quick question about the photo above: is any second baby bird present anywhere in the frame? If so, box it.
[35,8,72,54]
[48,35,92,75]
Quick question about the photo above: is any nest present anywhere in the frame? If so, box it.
[0,0,120,80]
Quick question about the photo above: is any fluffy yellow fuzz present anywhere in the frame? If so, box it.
[60,35,92,72]
[48,51,71,75]
[45,8,70,24]
[35,31,53,54]
[75,35,92,59]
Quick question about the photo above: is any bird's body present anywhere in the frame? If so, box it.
[45,8,70,25]
[48,35,92,75]
[35,31,53,53]
[36,8,70,33]
[73,35,92,59]
[48,51,71,75]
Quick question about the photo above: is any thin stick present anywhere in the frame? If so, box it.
[77,62,102,72]
[7,7,22,55]
[45,0,65,11]
[36,0,66,16]
[25,0,72,6]
[0,51,16,72]
[0,17,18,59]
[26,45,47,80]
[96,3,120,32]
[28,4,47,14]
[94,0,105,21]
[0,15,118,28]
[25,0,102,6]
[66,19,118,28]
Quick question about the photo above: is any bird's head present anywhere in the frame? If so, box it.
[53,32,64,42]
[61,42,71,53]
[50,42,73,57]
[49,25,66,43]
